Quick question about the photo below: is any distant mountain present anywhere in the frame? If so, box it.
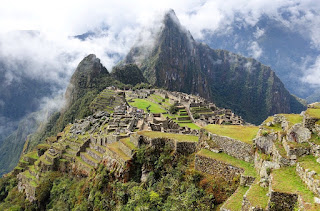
[203,15,320,101]
[123,10,305,124]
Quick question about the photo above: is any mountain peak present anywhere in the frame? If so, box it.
[65,54,109,107]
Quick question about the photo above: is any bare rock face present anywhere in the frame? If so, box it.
[254,132,278,155]
[287,123,311,143]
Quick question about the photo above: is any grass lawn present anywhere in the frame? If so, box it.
[204,124,259,144]
[223,186,249,210]
[298,155,320,180]
[120,138,136,150]
[272,166,320,210]
[138,131,199,142]
[197,149,256,177]
[306,108,320,119]
[128,98,166,113]
[178,123,201,130]
[246,181,269,209]
[282,114,303,125]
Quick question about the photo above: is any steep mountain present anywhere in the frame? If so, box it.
[0,54,125,176]
[25,54,123,152]
[123,10,305,124]
[204,15,320,101]
[111,64,147,86]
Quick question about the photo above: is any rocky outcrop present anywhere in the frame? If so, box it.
[254,133,278,155]
[287,123,311,143]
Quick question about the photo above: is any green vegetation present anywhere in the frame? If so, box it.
[178,123,201,130]
[120,138,136,150]
[274,140,288,158]
[89,89,125,113]
[25,151,39,160]
[128,98,166,113]
[108,142,131,161]
[272,166,319,209]
[263,116,282,132]
[138,131,199,142]
[111,64,147,86]
[282,114,303,125]
[198,149,256,177]
[298,155,320,180]
[246,182,269,209]
[309,133,320,145]
[204,124,259,144]
[306,108,320,119]
[223,186,249,210]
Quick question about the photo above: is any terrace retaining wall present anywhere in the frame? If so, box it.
[207,132,254,163]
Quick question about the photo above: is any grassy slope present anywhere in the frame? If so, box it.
[128,99,166,113]
[138,131,198,142]
[272,166,319,210]
[204,124,259,144]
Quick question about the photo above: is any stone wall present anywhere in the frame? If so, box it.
[296,162,320,197]
[207,132,254,163]
[175,141,198,155]
[240,175,255,186]
[303,116,319,131]
[282,138,310,160]
[267,191,298,211]
[195,154,244,181]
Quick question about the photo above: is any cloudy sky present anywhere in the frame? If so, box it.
[1,0,320,88]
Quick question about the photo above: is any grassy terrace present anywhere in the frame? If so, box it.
[246,181,269,209]
[25,151,39,160]
[223,186,249,210]
[282,114,303,125]
[197,149,256,177]
[262,116,282,132]
[128,98,166,113]
[306,108,320,119]
[76,156,93,169]
[138,131,199,142]
[272,166,320,210]
[298,155,320,180]
[204,124,259,144]
[120,138,136,150]
[178,123,201,130]
[108,142,131,161]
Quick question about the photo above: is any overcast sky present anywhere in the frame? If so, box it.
[1,0,320,87]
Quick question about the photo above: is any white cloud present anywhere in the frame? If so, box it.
[248,41,263,59]
[302,56,320,87]
[0,0,319,104]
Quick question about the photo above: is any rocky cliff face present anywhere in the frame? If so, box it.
[124,10,305,124]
